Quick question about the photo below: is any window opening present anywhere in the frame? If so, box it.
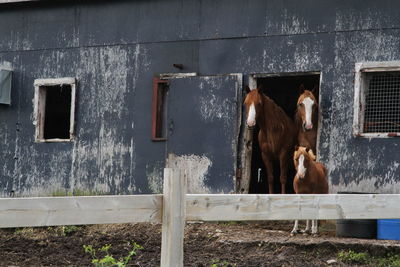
[43,85,72,139]
[152,78,168,141]
[363,72,400,134]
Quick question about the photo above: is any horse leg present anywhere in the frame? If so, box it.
[290,220,300,236]
[279,151,289,194]
[261,154,274,194]
[303,220,311,235]
[311,220,318,236]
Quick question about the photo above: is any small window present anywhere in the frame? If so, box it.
[354,61,400,137]
[151,78,168,141]
[34,78,76,142]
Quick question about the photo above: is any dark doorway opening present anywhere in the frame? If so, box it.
[248,74,320,194]
[43,85,72,139]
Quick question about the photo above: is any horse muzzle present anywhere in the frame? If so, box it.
[302,123,313,131]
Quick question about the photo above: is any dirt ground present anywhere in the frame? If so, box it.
[0,221,399,267]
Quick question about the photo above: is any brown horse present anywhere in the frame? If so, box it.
[295,85,318,152]
[244,86,296,194]
[291,146,328,236]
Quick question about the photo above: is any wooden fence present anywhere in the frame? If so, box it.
[0,168,399,266]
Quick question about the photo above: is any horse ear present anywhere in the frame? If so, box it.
[299,84,305,93]
[244,85,251,94]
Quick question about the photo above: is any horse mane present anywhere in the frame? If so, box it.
[295,146,316,162]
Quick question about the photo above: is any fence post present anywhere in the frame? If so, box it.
[160,168,187,267]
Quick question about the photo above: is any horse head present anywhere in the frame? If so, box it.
[297,84,318,131]
[244,86,264,129]
[293,146,316,179]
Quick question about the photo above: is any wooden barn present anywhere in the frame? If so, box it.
[0,0,400,196]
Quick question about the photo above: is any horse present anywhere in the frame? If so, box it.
[295,85,318,152]
[244,86,296,194]
[291,146,328,236]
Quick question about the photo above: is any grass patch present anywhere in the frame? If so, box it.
[338,250,400,267]
[338,250,370,264]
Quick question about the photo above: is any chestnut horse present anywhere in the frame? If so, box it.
[244,86,296,194]
[295,85,318,152]
[291,146,328,236]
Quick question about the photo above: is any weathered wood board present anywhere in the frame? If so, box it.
[186,194,400,221]
[0,195,162,227]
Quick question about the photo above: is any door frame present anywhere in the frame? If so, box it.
[239,72,322,194]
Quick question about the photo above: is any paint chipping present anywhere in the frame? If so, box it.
[146,162,164,194]
[167,154,212,194]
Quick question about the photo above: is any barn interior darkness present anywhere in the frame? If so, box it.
[43,85,72,139]
[249,74,320,194]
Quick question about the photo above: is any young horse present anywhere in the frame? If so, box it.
[291,146,328,236]
[295,85,318,152]
[244,86,296,194]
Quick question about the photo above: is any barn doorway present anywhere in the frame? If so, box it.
[248,73,321,194]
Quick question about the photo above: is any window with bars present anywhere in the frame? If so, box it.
[353,61,400,137]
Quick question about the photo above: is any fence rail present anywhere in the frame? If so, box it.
[0,168,399,266]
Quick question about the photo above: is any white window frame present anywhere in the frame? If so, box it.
[33,77,76,142]
[353,61,400,138]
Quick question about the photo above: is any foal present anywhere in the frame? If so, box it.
[244,86,296,194]
[295,86,318,152]
[291,146,328,236]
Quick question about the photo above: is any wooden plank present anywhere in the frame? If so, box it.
[0,195,162,228]
[186,194,400,221]
[161,168,186,267]
[238,127,253,193]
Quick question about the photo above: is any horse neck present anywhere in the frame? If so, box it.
[257,95,285,132]
[304,160,318,179]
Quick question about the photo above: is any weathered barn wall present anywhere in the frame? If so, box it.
[0,0,400,196]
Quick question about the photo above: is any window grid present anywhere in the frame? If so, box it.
[363,72,400,133]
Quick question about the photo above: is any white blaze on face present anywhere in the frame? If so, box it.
[247,103,256,127]
[297,154,306,178]
[302,97,314,130]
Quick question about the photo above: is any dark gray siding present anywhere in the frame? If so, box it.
[0,0,400,196]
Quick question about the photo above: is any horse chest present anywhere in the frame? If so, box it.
[294,178,316,194]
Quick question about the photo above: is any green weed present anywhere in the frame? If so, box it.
[83,242,143,267]
[210,258,233,267]
[337,250,370,264]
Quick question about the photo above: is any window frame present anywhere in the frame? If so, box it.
[353,61,400,138]
[33,77,76,143]
[151,77,168,141]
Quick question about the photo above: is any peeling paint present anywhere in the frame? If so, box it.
[146,161,164,194]
[167,154,212,194]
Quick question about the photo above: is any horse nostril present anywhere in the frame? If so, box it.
[303,123,313,130]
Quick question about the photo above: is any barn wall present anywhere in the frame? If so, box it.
[0,0,399,196]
